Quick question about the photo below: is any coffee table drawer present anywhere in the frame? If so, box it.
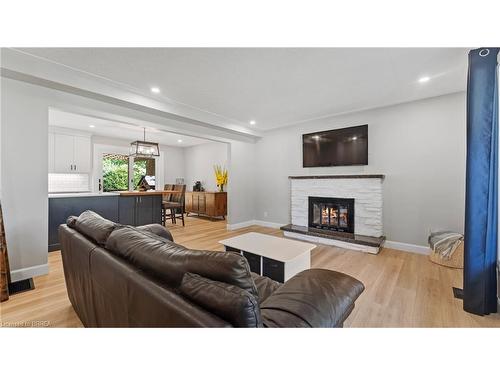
[243,251,261,274]
[263,257,285,283]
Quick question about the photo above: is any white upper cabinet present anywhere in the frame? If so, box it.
[54,133,75,173]
[73,136,91,173]
[51,131,91,173]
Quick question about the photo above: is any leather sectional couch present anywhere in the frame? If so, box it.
[60,210,364,327]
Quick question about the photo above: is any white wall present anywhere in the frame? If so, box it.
[1,78,49,281]
[183,142,228,192]
[255,92,466,247]
[227,140,256,225]
[161,145,185,185]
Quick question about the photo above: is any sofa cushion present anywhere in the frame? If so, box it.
[105,226,258,297]
[66,215,78,228]
[180,273,262,328]
[136,223,174,242]
[74,210,117,246]
[251,272,281,303]
[260,269,364,328]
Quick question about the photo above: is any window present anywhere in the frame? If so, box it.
[101,153,156,191]
[102,153,129,192]
[133,157,156,190]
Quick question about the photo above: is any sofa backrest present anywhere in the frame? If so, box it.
[69,210,117,246]
[105,226,258,297]
[89,245,230,327]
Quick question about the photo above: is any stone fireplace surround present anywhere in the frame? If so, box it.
[281,174,385,254]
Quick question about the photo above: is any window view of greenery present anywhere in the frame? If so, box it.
[102,154,154,192]
[133,159,148,188]
[102,154,129,192]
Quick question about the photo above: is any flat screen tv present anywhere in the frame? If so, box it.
[302,125,368,167]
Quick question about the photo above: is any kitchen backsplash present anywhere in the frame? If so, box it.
[48,173,90,193]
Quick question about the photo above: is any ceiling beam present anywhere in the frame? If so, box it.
[1,48,262,141]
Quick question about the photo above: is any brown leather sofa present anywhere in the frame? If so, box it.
[60,210,364,327]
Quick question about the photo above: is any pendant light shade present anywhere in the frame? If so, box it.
[129,128,160,158]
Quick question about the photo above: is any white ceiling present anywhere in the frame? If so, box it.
[49,109,210,147]
[24,48,469,130]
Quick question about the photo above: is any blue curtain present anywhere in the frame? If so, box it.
[464,47,499,315]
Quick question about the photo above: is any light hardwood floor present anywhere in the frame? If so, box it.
[1,216,499,328]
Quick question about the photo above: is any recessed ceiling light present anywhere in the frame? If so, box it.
[352,136,357,141]
[418,76,430,83]
[151,87,161,94]
[89,125,95,128]
[249,120,256,125]
[177,139,183,143]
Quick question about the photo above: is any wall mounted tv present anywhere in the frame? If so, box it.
[302,124,368,167]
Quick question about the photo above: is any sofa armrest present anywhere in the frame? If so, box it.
[136,224,174,242]
[260,269,364,328]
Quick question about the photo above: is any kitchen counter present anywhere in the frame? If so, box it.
[48,191,175,198]
[49,190,176,198]
[118,190,173,196]
[49,192,120,198]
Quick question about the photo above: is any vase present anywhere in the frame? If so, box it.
[219,185,224,192]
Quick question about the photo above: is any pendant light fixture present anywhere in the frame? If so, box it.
[129,127,160,158]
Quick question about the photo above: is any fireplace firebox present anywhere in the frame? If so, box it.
[308,196,355,234]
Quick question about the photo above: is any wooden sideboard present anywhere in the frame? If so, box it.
[185,191,227,219]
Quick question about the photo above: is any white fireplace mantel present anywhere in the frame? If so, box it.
[289,174,384,238]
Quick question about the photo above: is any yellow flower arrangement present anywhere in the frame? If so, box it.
[214,164,228,192]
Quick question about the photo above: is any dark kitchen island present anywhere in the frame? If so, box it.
[48,191,163,251]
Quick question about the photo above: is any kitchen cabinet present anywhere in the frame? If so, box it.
[48,195,120,251]
[51,132,91,173]
[73,136,91,173]
[118,195,162,227]
[118,196,136,225]
[185,192,226,219]
[135,196,154,226]
[54,134,74,172]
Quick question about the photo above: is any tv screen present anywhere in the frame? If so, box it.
[303,125,368,167]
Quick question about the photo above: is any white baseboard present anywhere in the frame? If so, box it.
[227,220,285,231]
[383,240,430,255]
[226,220,256,230]
[253,220,285,229]
[10,263,49,282]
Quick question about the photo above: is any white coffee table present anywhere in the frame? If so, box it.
[219,232,316,283]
